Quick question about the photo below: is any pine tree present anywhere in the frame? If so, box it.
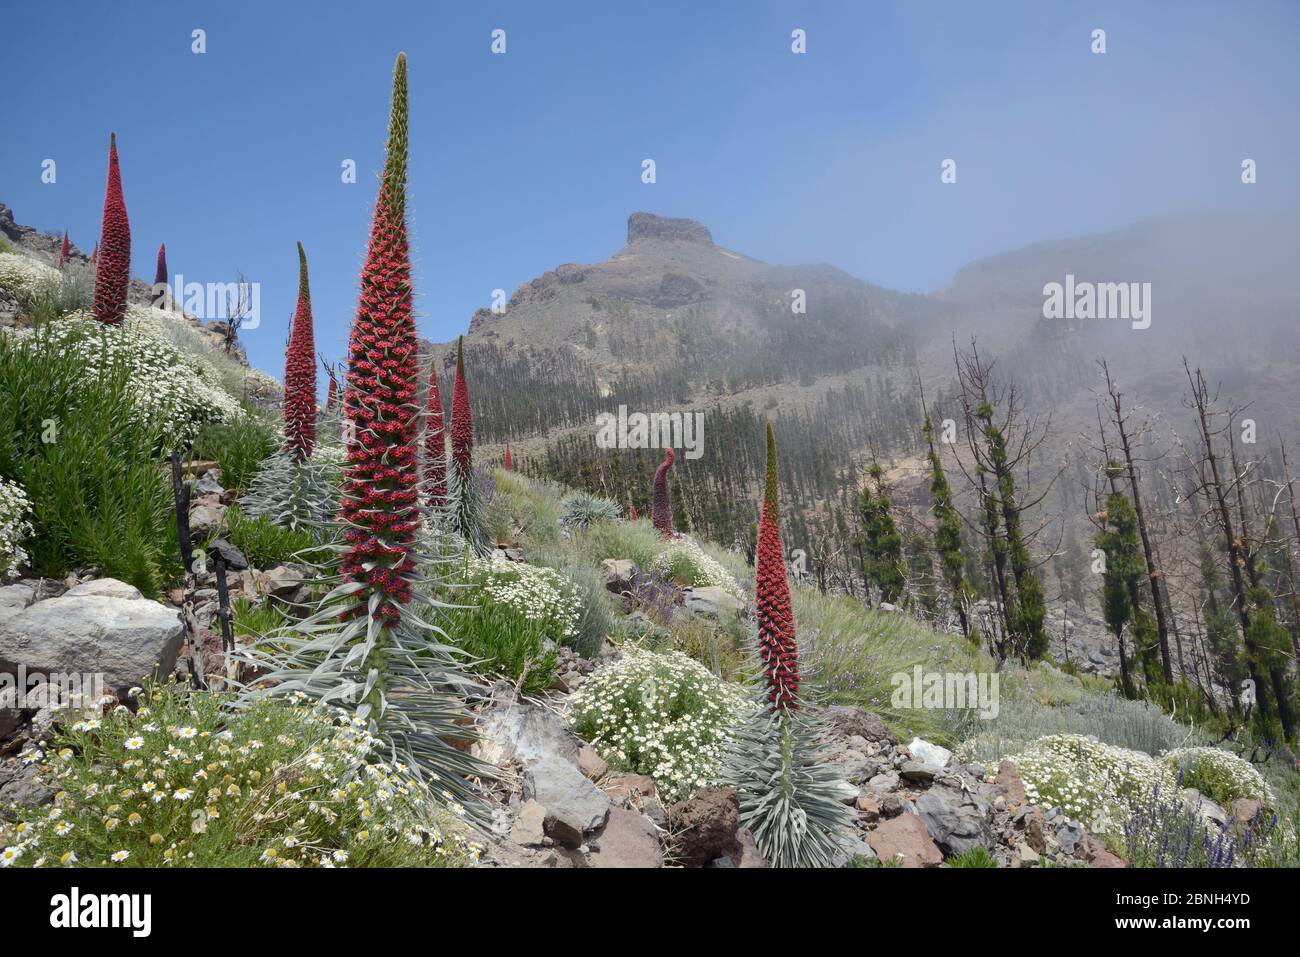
[91,133,130,325]
[1097,491,1142,698]
[923,415,971,635]
[858,463,905,604]
[976,401,1048,659]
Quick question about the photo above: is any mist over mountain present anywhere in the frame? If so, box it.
[425,207,1300,567]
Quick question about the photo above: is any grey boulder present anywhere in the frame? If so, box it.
[916,783,994,856]
[0,578,184,697]
[523,756,610,848]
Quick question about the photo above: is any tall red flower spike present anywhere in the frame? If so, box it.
[59,232,70,269]
[152,243,168,308]
[90,243,98,265]
[503,443,513,471]
[423,357,446,505]
[324,361,339,411]
[630,504,638,521]
[652,447,676,539]
[91,133,131,325]
[450,336,473,483]
[756,422,799,712]
[339,53,420,623]
[283,241,318,461]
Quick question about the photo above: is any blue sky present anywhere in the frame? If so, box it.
[3,0,1297,384]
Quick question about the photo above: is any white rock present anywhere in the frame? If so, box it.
[907,737,954,770]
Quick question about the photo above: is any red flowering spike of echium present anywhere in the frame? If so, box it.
[503,443,513,471]
[324,362,339,411]
[283,241,318,461]
[450,336,473,481]
[152,243,168,308]
[59,232,69,269]
[339,53,421,624]
[91,133,130,325]
[423,357,447,505]
[652,447,676,538]
[90,243,98,265]
[629,504,638,521]
[756,422,800,712]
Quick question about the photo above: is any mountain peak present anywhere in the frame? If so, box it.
[626,212,713,246]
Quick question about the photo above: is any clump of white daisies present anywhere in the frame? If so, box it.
[463,552,583,644]
[1161,746,1274,809]
[0,478,33,580]
[0,681,481,869]
[567,648,754,804]
[1006,734,1178,835]
[0,251,61,297]
[649,535,744,598]
[9,305,243,444]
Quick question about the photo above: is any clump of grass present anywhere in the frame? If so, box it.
[231,595,293,639]
[946,846,998,867]
[18,262,94,325]
[793,583,984,746]
[192,417,278,494]
[579,517,663,569]
[224,506,314,569]
[485,468,562,547]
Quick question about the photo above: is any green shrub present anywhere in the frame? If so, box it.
[224,506,314,569]
[193,417,278,494]
[567,648,753,803]
[0,681,481,868]
[559,491,621,530]
[439,597,558,694]
[1162,746,1275,808]
[13,309,242,444]
[0,326,180,596]
[648,536,743,596]
[641,615,748,682]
